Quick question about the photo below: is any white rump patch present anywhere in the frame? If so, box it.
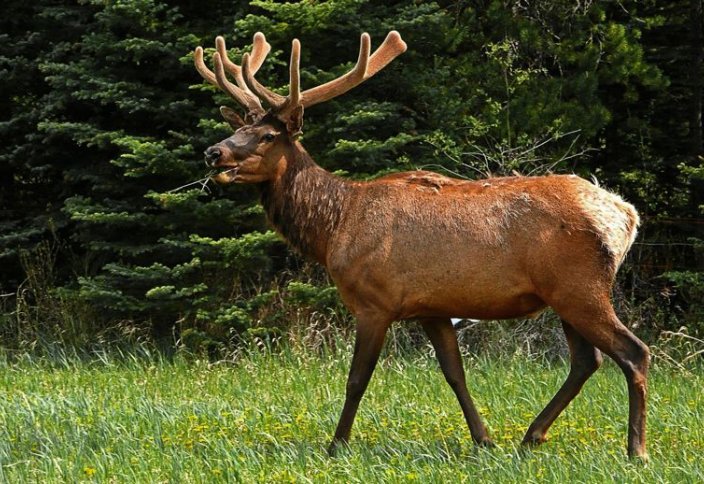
[575,180,640,267]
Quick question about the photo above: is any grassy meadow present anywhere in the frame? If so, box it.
[0,346,703,483]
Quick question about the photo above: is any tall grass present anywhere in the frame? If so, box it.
[0,344,703,482]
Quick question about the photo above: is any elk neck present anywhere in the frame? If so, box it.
[259,141,351,264]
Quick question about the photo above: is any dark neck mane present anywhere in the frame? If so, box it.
[259,144,350,264]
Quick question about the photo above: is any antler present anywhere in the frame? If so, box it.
[242,31,407,116]
[194,33,273,116]
[298,31,407,109]
[196,31,407,120]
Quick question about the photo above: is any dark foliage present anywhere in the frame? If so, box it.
[1,0,702,353]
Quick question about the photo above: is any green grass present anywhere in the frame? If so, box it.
[0,348,703,482]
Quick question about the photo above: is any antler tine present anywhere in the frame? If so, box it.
[242,52,287,107]
[194,46,217,85]
[216,34,278,115]
[294,33,369,110]
[248,32,272,73]
[287,39,301,108]
[364,31,407,79]
[296,31,406,109]
[215,37,246,87]
[216,34,270,93]
[212,52,264,114]
[195,39,265,115]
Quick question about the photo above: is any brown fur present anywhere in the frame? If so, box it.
[260,145,350,263]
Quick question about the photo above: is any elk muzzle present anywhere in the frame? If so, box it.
[204,146,223,166]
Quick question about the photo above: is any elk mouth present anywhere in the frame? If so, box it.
[210,164,240,184]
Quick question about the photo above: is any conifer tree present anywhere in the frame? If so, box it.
[1,0,700,347]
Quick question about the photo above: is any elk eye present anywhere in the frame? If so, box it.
[261,133,276,143]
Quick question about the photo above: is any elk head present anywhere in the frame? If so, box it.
[194,31,407,184]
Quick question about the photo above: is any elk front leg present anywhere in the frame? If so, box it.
[522,320,602,445]
[328,314,391,456]
[420,318,493,446]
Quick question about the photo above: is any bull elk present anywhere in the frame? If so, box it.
[193,31,649,459]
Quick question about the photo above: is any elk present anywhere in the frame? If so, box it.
[194,31,649,460]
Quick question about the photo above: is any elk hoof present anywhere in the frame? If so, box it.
[628,451,649,464]
[327,438,349,457]
[477,437,496,448]
[521,433,547,447]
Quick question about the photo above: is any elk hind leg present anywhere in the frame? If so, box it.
[553,301,649,459]
[420,318,493,446]
[522,320,602,446]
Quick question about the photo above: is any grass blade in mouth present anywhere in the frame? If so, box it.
[167,166,239,195]
[168,169,219,193]
[216,166,239,176]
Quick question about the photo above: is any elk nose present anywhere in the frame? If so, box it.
[204,146,222,166]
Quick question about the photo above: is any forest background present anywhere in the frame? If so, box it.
[1,0,702,357]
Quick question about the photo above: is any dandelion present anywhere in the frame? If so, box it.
[83,466,97,477]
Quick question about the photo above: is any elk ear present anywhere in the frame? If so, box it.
[284,105,304,137]
[220,106,245,130]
